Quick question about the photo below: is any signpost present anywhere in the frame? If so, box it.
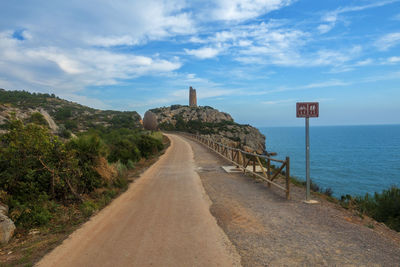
[296,102,319,202]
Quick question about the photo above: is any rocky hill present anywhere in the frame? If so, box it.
[149,105,266,153]
[0,89,142,136]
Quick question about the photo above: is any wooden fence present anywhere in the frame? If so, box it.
[183,133,291,199]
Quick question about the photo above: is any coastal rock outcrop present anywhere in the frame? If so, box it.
[149,105,266,153]
[143,111,158,130]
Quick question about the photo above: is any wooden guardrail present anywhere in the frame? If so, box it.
[183,133,291,199]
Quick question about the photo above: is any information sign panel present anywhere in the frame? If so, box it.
[296,102,319,118]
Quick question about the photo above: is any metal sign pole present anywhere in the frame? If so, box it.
[296,102,319,203]
[305,117,310,201]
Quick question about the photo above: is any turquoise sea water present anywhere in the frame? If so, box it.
[259,125,400,197]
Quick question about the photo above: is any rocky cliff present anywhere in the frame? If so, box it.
[149,105,266,153]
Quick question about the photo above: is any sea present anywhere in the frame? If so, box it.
[259,125,400,198]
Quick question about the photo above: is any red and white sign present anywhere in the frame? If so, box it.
[296,102,319,118]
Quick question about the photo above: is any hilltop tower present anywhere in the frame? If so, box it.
[189,86,197,107]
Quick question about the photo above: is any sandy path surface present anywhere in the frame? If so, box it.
[185,136,400,266]
[37,134,240,267]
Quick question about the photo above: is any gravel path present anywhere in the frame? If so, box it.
[185,136,400,266]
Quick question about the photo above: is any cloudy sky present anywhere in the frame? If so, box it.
[0,0,399,126]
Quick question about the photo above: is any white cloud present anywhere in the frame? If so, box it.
[354,58,373,66]
[188,36,207,44]
[4,0,195,47]
[0,30,181,94]
[317,1,397,34]
[186,20,360,68]
[375,32,400,50]
[388,56,400,63]
[299,80,351,89]
[317,13,337,34]
[185,47,221,59]
[262,79,352,94]
[317,24,335,34]
[336,0,398,13]
[86,35,140,47]
[209,0,294,21]
[262,98,296,105]
[57,93,111,110]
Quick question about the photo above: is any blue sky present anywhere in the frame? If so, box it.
[0,0,399,126]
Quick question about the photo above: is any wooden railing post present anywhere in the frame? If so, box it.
[285,156,290,200]
[253,157,256,178]
[267,158,271,187]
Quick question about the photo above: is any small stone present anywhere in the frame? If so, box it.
[29,229,40,235]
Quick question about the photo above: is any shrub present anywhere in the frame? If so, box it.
[340,186,400,232]
[357,186,400,231]
[55,107,73,120]
[27,112,48,127]
[0,120,77,202]
[8,195,54,228]
[64,120,78,130]
[80,200,98,217]
[59,126,72,138]
[115,161,128,177]
[323,188,334,197]
[137,135,163,158]
[126,160,135,169]
[67,134,106,193]
[107,138,141,164]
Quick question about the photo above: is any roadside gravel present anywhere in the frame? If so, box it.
[185,136,400,266]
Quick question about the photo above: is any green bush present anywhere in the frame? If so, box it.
[126,160,135,169]
[67,134,106,193]
[359,187,400,231]
[80,200,98,217]
[113,175,128,190]
[59,126,72,138]
[0,117,164,230]
[27,112,48,127]
[115,161,128,177]
[137,135,163,158]
[9,195,54,228]
[107,138,141,164]
[55,107,73,121]
[341,186,400,232]
[65,120,78,130]
[0,120,77,202]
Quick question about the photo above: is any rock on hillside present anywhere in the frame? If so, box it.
[152,104,233,124]
[0,89,142,135]
[0,203,15,245]
[149,105,266,153]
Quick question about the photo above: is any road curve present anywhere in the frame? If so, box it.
[37,134,240,267]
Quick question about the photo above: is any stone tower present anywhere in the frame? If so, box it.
[189,86,197,107]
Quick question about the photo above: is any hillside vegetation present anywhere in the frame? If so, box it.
[0,89,142,137]
[0,89,164,236]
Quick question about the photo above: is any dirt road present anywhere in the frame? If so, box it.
[186,136,400,266]
[37,134,240,267]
